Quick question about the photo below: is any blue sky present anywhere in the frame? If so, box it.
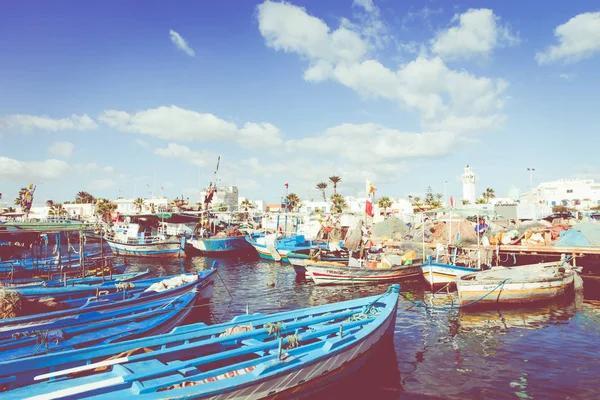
[1,0,599,206]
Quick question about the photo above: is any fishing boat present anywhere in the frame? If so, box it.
[304,255,422,285]
[0,268,150,288]
[421,256,481,289]
[104,228,182,258]
[0,251,103,274]
[0,269,216,331]
[245,232,320,262]
[8,273,202,308]
[0,290,200,361]
[183,233,254,257]
[287,246,350,274]
[0,284,399,398]
[456,261,578,307]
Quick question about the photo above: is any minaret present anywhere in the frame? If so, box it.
[462,165,476,204]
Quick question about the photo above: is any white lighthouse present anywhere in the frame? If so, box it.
[462,165,477,204]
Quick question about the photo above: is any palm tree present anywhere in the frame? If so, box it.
[412,196,422,206]
[240,199,254,211]
[46,200,54,207]
[483,188,496,203]
[330,193,347,213]
[215,203,228,212]
[134,198,145,213]
[48,203,68,219]
[286,193,301,212]
[462,200,471,205]
[378,196,392,216]
[329,176,342,194]
[75,191,95,204]
[475,197,487,204]
[316,182,328,202]
[96,199,117,222]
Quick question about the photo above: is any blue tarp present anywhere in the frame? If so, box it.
[571,223,600,247]
[555,229,592,247]
[554,223,600,247]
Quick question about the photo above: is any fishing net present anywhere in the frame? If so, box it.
[0,289,22,319]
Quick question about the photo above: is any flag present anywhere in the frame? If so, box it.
[450,195,455,208]
[160,186,164,192]
[284,183,288,188]
[0,193,2,200]
[365,199,374,217]
[365,179,375,196]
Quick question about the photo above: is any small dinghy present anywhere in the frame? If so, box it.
[0,285,400,399]
[456,261,578,308]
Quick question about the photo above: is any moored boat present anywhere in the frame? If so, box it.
[245,232,320,262]
[305,255,421,285]
[421,258,481,289]
[456,261,578,308]
[0,270,216,329]
[0,289,201,361]
[105,233,182,258]
[0,284,399,398]
[184,235,254,257]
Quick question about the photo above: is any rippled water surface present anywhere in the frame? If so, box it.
[76,244,600,399]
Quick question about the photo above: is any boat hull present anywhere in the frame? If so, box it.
[456,264,576,307]
[199,297,398,399]
[184,236,253,257]
[421,262,481,287]
[105,239,183,258]
[245,233,319,263]
[306,262,421,285]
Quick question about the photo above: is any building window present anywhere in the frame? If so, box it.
[551,201,556,206]
[566,189,573,193]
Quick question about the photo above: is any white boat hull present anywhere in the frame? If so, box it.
[456,262,576,307]
[421,263,480,287]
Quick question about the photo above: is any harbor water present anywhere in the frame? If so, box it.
[25,242,600,399]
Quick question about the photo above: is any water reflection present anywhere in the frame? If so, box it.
[54,245,600,398]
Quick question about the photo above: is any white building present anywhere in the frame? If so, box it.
[200,186,238,211]
[114,197,169,214]
[520,179,600,210]
[461,165,477,204]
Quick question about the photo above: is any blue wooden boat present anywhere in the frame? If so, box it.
[0,251,102,274]
[0,269,216,331]
[0,268,151,288]
[0,284,399,398]
[245,232,322,262]
[183,235,254,257]
[0,290,200,361]
[9,273,200,308]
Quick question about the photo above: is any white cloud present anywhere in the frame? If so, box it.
[352,0,375,13]
[536,12,600,65]
[0,157,70,182]
[257,1,367,77]
[431,9,519,60]
[0,113,98,132]
[48,141,75,158]
[238,122,283,148]
[257,1,508,134]
[88,179,116,190]
[285,123,459,162]
[99,106,238,142]
[153,143,212,167]
[169,29,196,57]
[134,138,150,148]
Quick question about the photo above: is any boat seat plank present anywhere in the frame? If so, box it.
[137,318,375,394]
